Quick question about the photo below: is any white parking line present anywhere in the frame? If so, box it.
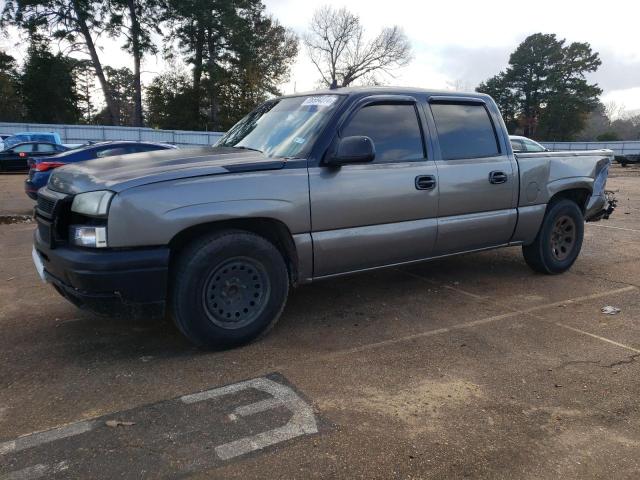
[0,420,98,456]
[316,285,638,360]
[587,223,640,233]
[0,461,68,480]
[1,376,318,479]
[556,323,640,354]
[181,377,318,460]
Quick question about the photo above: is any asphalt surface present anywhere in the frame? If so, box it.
[1,165,640,479]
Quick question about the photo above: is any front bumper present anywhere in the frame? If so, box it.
[34,229,170,317]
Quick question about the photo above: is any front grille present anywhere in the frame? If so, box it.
[37,195,56,217]
[36,188,72,247]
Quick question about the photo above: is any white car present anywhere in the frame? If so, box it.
[0,134,11,151]
[509,135,548,153]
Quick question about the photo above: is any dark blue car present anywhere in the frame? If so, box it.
[25,141,177,199]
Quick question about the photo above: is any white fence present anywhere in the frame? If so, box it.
[0,122,224,147]
[541,141,640,157]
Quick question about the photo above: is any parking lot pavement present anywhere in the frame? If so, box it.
[0,173,33,216]
[1,165,640,479]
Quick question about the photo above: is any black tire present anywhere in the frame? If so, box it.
[171,230,289,349]
[522,199,584,274]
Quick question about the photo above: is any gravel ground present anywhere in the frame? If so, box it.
[1,164,639,479]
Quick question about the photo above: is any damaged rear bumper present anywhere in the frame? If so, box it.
[585,190,617,222]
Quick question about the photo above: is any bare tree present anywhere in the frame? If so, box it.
[604,101,626,121]
[303,6,411,88]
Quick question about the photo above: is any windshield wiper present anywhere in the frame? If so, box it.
[231,145,263,154]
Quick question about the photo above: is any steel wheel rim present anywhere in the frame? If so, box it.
[550,215,576,261]
[202,257,271,329]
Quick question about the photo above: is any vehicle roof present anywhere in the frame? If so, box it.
[9,141,61,146]
[8,132,59,136]
[509,135,542,142]
[280,86,492,100]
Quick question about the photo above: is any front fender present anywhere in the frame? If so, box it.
[107,169,311,247]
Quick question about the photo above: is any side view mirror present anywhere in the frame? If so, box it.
[325,136,375,166]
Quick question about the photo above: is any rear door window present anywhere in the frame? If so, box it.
[342,103,425,163]
[13,143,35,153]
[430,102,500,160]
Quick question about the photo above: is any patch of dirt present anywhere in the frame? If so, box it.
[320,378,483,434]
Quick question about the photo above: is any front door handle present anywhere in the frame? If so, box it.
[415,175,436,190]
[489,171,508,184]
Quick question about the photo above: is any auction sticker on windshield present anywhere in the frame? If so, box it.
[301,95,338,107]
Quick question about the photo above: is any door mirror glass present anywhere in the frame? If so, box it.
[326,136,375,166]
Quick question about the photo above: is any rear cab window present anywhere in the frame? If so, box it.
[523,139,545,152]
[342,103,425,163]
[510,139,524,152]
[430,102,500,160]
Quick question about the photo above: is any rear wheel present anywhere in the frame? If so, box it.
[171,230,289,349]
[522,199,584,274]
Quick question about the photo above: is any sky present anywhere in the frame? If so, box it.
[264,0,640,113]
[2,0,639,114]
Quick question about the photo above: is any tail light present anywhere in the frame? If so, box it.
[35,161,66,172]
[19,152,27,158]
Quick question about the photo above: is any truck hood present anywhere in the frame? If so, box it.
[48,147,287,194]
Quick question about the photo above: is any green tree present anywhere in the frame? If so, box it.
[2,0,121,124]
[216,1,297,129]
[0,50,25,121]
[21,40,81,123]
[145,68,199,129]
[104,0,165,126]
[94,66,136,125]
[477,33,602,140]
[596,132,619,141]
[165,0,298,131]
[477,72,519,132]
[70,59,97,123]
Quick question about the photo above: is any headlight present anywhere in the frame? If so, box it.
[71,191,114,217]
[69,225,108,248]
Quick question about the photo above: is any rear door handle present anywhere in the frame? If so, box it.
[415,175,436,190]
[488,171,508,184]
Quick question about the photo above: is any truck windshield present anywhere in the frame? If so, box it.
[217,95,343,158]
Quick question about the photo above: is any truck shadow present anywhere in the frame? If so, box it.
[43,247,532,366]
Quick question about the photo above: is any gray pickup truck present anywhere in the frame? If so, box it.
[32,87,615,348]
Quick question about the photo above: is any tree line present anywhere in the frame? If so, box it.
[1,0,298,131]
[1,2,637,141]
[0,3,415,132]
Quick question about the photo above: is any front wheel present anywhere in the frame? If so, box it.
[171,230,289,349]
[522,199,584,274]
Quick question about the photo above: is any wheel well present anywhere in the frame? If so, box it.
[169,218,299,284]
[549,188,591,213]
